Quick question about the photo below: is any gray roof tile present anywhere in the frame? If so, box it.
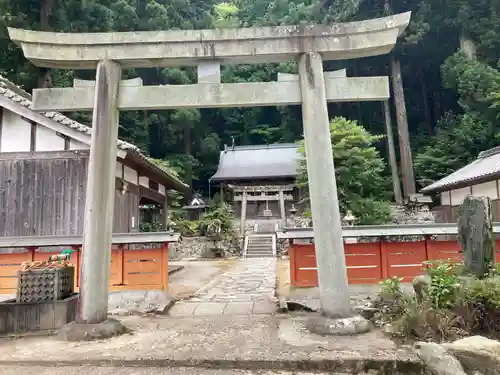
[421,146,500,193]
[211,143,299,181]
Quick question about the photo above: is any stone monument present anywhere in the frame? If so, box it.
[458,196,495,278]
[8,12,411,338]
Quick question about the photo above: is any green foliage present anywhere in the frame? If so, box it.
[379,276,403,298]
[169,203,235,240]
[424,260,461,309]
[297,117,392,224]
[5,0,500,203]
[197,203,235,240]
[376,260,500,342]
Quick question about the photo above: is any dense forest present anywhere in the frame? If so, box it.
[1,0,500,200]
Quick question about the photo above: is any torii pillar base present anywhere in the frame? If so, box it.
[306,314,372,336]
[57,318,127,342]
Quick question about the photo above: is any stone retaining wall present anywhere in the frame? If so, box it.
[169,236,241,260]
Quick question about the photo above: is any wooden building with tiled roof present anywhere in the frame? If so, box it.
[422,146,500,222]
[0,76,188,237]
[210,143,302,233]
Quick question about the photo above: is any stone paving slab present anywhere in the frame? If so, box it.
[170,258,278,316]
[0,315,421,373]
[169,301,277,316]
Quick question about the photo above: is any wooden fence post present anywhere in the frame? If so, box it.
[161,242,169,291]
[380,237,389,280]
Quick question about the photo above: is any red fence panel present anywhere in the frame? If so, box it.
[345,242,382,284]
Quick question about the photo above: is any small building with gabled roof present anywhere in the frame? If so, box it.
[210,143,302,233]
[421,146,500,222]
[0,76,189,237]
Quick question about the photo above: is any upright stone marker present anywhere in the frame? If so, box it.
[8,12,411,338]
[458,196,495,278]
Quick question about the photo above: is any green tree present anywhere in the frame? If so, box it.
[296,117,392,224]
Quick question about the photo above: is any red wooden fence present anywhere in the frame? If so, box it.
[0,243,169,294]
[289,239,500,287]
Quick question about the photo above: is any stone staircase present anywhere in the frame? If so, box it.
[245,234,275,258]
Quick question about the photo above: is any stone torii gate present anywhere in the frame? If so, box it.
[8,12,410,337]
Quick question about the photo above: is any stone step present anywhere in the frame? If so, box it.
[246,250,273,255]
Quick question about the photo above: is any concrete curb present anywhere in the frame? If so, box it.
[0,357,424,374]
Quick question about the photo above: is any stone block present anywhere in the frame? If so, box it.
[223,302,254,315]
[0,294,78,334]
[193,302,227,316]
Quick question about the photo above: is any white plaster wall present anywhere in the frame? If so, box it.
[35,124,65,151]
[450,187,472,206]
[471,180,498,200]
[69,139,88,150]
[159,184,166,195]
[115,161,123,178]
[440,191,451,206]
[139,176,149,188]
[1,110,31,152]
[124,165,138,184]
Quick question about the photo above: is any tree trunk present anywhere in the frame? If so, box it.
[383,100,403,204]
[460,32,476,60]
[390,56,416,199]
[38,0,54,88]
[419,67,433,135]
[184,123,193,198]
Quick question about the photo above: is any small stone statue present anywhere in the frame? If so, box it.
[458,196,495,278]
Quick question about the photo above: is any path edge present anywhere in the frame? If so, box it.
[0,357,424,373]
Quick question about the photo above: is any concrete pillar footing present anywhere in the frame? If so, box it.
[306,313,372,336]
[57,318,127,341]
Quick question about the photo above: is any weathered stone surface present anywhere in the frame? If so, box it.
[443,336,500,375]
[306,314,372,336]
[169,236,240,260]
[57,318,127,341]
[413,275,431,302]
[8,13,411,69]
[414,342,467,375]
[458,196,495,277]
[108,291,174,315]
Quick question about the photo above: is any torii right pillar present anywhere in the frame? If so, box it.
[298,52,351,318]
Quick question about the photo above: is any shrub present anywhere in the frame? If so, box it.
[375,261,500,342]
[424,260,462,309]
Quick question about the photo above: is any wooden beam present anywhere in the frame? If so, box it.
[139,185,164,204]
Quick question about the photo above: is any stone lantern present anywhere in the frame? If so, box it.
[289,204,298,227]
[342,211,357,244]
[341,210,356,227]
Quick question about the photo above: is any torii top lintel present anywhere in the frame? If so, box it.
[8,12,410,70]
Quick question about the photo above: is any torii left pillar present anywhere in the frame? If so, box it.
[58,60,126,340]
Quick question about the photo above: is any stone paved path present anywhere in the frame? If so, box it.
[169,258,277,316]
[1,366,339,375]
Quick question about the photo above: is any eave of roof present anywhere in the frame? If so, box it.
[0,76,188,193]
[421,146,500,193]
[210,143,300,181]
